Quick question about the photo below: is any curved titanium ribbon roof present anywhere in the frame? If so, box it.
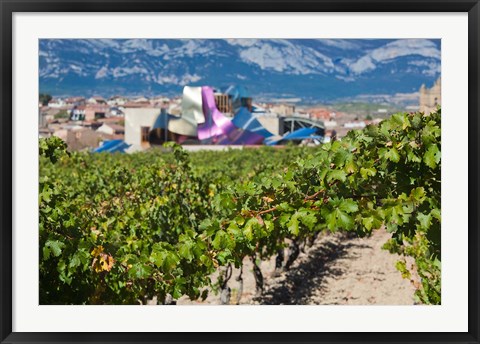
[181,86,205,125]
[167,116,198,137]
[152,112,198,137]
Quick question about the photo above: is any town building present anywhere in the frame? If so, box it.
[70,106,86,121]
[107,95,129,106]
[84,104,110,121]
[269,103,295,116]
[87,96,107,105]
[96,123,125,136]
[124,107,162,148]
[419,77,441,114]
[47,98,67,108]
[214,93,233,114]
[38,106,58,127]
[65,97,86,106]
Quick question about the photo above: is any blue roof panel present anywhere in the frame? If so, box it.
[93,140,130,153]
[265,127,323,145]
[232,107,273,138]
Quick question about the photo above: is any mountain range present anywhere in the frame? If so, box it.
[39,38,441,104]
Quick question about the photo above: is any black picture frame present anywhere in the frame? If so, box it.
[1,1,479,343]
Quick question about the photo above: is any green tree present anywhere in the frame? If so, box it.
[54,110,70,119]
[39,93,52,106]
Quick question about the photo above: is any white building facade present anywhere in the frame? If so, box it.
[124,107,162,148]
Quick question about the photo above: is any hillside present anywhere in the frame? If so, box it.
[40,38,441,103]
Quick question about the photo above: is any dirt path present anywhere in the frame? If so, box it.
[177,228,417,305]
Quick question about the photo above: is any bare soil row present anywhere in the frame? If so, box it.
[177,228,417,305]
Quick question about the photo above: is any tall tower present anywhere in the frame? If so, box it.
[419,77,441,114]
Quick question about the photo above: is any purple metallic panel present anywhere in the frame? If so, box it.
[197,86,237,140]
[214,128,264,145]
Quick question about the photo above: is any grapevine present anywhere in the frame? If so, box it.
[40,109,441,305]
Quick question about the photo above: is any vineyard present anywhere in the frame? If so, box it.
[39,109,441,305]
